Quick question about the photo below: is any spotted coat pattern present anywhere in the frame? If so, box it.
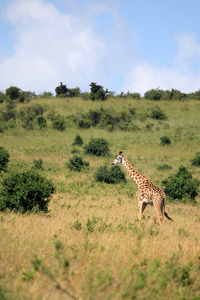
[111,152,173,225]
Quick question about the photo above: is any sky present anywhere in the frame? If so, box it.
[0,0,200,96]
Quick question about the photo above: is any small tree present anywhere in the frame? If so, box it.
[72,134,83,146]
[191,152,200,167]
[55,82,68,97]
[94,165,126,184]
[67,155,89,172]
[149,105,167,120]
[84,138,110,156]
[144,89,164,100]
[160,136,171,146]
[6,86,21,100]
[89,82,109,101]
[0,147,10,172]
[162,166,199,203]
[0,169,55,213]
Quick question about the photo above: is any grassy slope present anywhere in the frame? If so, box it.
[0,97,200,299]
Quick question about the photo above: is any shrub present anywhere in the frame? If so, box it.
[160,136,171,146]
[191,152,200,166]
[0,99,17,122]
[6,86,21,100]
[89,82,109,101]
[84,138,110,156]
[67,155,89,172]
[157,164,172,171]
[37,116,47,129]
[0,169,55,213]
[72,134,84,146]
[0,147,10,172]
[149,106,167,120]
[55,82,68,97]
[162,166,199,203]
[94,165,126,184]
[33,158,43,170]
[52,115,66,131]
[0,91,5,103]
[144,89,164,100]
[77,119,91,129]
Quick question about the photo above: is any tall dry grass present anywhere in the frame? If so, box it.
[0,97,200,299]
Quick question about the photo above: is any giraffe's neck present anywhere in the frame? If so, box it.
[122,156,147,188]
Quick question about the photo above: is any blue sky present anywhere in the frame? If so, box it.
[0,0,200,95]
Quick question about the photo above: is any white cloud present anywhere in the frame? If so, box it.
[0,0,107,93]
[123,33,200,96]
[1,1,200,96]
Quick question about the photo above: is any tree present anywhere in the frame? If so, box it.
[162,166,199,203]
[0,147,10,172]
[6,86,21,100]
[55,82,69,97]
[89,82,110,101]
[0,169,55,213]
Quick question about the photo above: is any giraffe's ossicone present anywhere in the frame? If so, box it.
[111,151,173,225]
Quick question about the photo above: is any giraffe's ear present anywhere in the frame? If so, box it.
[119,151,123,155]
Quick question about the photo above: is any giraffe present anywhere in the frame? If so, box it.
[111,151,173,225]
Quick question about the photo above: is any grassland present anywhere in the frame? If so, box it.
[0,97,200,299]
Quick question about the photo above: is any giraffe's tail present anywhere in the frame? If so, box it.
[164,196,174,222]
[164,212,174,222]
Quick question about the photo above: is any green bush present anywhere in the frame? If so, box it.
[55,82,68,97]
[150,106,167,120]
[67,155,89,172]
[94,165,126,184]
[162,166,199,203]
[84,138,110,156]
[160,136,171,146]
[0,147,10,172]
[52,115,66,131]
[33,158,43,170]
[72,134,84,146]
[6,86,21,100]
[190,152,200,166]
[77,119,91,129]
[144,89,164,100]
[37,116,47,129]
[0,169,55,213]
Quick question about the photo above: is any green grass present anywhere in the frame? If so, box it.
[0,97,200,299]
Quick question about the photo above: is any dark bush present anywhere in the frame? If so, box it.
[84,138,110,156]
[0,147,10,172]
[89,82,109,101]
[162,166,199,203]
[72,134,83,146]
[0,169,55,213]
[55,82,68,97]
[0,91,5,103]
[67,155,89,172]
[37,116,47,129]
[190,152,200,166]
[52,115,66,131]
[144,89,164,100]
[160,136,171,146]
[68,87,81,97]
[77,119,91,129]
[150,106,167,120]
[6,86,21,100]
[0,99,17,122]
[94,165,126,184]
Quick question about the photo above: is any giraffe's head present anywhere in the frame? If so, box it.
[111,151,124,165]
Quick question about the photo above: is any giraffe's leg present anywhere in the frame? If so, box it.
[138,201,147,224]
[154,200,164,225]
